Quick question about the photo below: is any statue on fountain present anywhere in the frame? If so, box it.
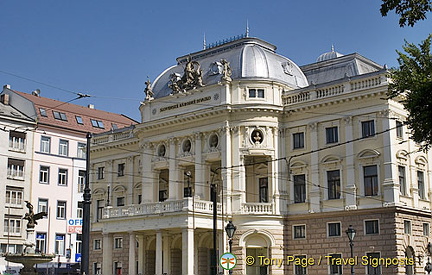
[23,201,47,228]
[4,201,54,275]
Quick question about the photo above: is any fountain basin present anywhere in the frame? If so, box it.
[5,253,55,275]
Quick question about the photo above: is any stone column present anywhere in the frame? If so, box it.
[168,138,179,200]
[194,132,205,199]
[272,127,280,214]
[107,160,113,206]
[136,234,145,275]
[382,114,399,205]
[344,116,357,209]
[127,156,134,205]
[163,233,170,274]
[221,122,232,214]
[182,228,194,275]
[102,233,113,275]
[155,231,163,275]
[141,142,154,203]
[308,122,321,213]
[128,232,136,275]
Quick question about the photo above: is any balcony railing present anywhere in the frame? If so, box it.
[103,198,222,219]
[240,202,274,214]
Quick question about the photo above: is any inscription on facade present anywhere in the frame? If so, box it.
[159,96,212,112]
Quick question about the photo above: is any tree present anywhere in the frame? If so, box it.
[380,0,432,27]
[387,34,432,150]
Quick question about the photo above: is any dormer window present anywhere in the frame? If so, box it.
[249,88,264,98]
[53,111,67,121]
[91,119,105,129]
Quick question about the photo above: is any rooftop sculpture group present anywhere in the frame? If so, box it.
[169,56,204,94]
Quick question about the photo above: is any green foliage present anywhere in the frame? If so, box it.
[387,34,432,150]
[380,0,432,27]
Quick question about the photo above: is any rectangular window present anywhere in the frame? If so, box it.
[55,234,65,255]
[58,168,68,186]
[366,252,381,274]
[94,239,101,250]
[77,143,86,159]
[399,166,406,196]
[97,167,105,179]
[112,123,118,130]
[9,131,26,151]
[396,120,403,138]
[36,232,47,253]
[294,255,307,275]
[364,165,378,196]
[293,225,306,239]
[59,139,69,156]
[6,188,23,207]
[404,220,411,234]
[248,88,265,98]
[4,217,22,236]
[362,120,375,138]
[39,108,47,117]
[328,222,341,237]
[56,201,66,219]
[94,262,102,275]
[365,220,379,234]
[77,201,83,219]
[118,163,125,176]
[75,116,83,124]
[53,111,67,121]
[329,253,343,274]
[40,136,51,153]
[326,126,338,144]
[327,170,341,199]
[294,174,306,203]
[78,170,86,193]
[423,223,430,236]
[38,199,48,214]
[259,178,268,203]
[418,171,425,199]
[114,237,123,249]
[76,234,82,254]
[96,200,104,221]
[91,119,105,129]
[293,132,305,149]
[7,159,25,180]
[39,166,50,184]
[116,197,125,207]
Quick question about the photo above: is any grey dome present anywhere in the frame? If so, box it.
[151,38,308,99]
[317,46,344,62]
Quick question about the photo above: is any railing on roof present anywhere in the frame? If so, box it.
[282,73,387,106]
[205,33,247,49]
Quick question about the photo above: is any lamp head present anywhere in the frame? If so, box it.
[345,225,356,242]
[225,221,237,239]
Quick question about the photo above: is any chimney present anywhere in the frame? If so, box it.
[88,104,95,109]
[32,89,41,97]
[3,84,11,90]
[1,94,10,105]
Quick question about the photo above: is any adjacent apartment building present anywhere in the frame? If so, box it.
[0,91,35,273]
[88,36,432,275]
[1,85,137,271]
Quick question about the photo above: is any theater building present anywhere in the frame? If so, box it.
[89,36,432,274]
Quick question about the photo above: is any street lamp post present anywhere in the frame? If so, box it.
[225,221,237,274]
[346,225,356,275]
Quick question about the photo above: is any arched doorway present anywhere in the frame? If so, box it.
[405,246,415,274]
[245,234,270,275]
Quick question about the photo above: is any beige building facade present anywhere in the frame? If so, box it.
[89,37,432,275]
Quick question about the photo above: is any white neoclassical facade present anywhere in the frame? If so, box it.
[89,37,432,275]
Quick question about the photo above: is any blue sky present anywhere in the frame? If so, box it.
[0,0,430,121]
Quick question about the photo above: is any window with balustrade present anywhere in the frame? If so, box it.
[9,131,26,152]
[7,159,25,180]
[6,188,23,207]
